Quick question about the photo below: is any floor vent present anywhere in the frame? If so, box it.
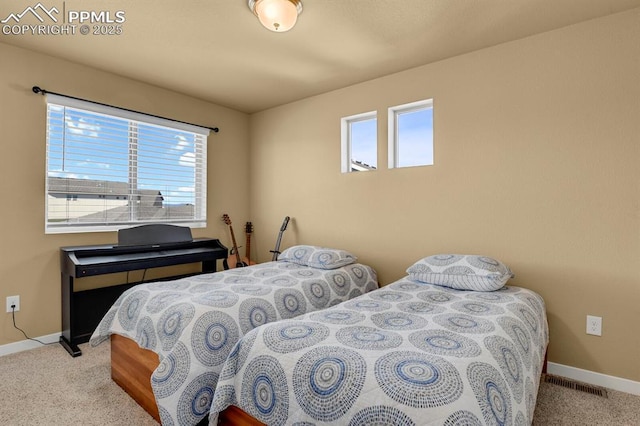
[543,374,608,398]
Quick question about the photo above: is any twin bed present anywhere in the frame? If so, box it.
[90,246,378,425]
[90,248,549,426]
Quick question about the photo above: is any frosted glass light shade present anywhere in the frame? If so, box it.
[251,0,302,32]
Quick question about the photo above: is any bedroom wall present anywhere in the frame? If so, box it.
[248,9,640,382]
[0,42,250,347]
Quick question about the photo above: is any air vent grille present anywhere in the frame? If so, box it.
[543,374,608,398]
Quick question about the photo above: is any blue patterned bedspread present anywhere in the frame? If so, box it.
[89,261,378,425]
[208,278,549,426]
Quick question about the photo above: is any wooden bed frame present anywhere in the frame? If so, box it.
[111,334,161,422]
[110,334,264,425]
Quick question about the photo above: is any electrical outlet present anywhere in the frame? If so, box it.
[6,295,20,313]
[586,315,602,336]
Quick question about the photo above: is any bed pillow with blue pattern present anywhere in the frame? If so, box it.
[278,245,357,269]
[406,254,514,291]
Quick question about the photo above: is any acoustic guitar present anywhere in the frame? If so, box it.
[243,222,257,266]
[222,214,248,269]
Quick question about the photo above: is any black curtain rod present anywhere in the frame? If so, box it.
[32,86,219,133]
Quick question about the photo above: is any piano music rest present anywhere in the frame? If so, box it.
[60,233,227,357]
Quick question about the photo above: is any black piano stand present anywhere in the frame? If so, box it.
[59,234,227,357]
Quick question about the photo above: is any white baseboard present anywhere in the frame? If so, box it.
[0,333,61,357]
[547,362,640,396]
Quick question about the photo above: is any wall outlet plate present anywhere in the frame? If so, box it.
[586,315,602,336]
[6,295,20,313]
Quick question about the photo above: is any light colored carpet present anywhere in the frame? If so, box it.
[533,376,640,425]
[0,341,638,425]
[0,342,156,426]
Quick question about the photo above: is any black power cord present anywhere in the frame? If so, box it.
[10,305,56,346]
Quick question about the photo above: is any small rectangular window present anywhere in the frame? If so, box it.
[45,94,210,234]
[388,99,433,168]
[341,111,377,173]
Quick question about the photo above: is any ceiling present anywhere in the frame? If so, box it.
[2,0,639,113]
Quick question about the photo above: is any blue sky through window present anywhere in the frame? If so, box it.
[137,123,198,205]
[351,117,377,168]
[397,107,433,167]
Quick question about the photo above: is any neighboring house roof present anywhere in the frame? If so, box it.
[48,177,163,200]
[48,177,193,222]
[351,160,377,171]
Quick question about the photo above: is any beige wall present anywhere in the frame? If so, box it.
[248,9,640,382]
[0,42,250,345]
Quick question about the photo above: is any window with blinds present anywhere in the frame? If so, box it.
[45,94,209,233]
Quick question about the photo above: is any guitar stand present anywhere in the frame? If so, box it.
[270,250,281,260]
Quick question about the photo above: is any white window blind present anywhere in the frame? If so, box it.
[45,94,209,233]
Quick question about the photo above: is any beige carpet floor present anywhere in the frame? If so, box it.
[0,341,638,425]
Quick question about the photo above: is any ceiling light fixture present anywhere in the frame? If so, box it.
[248,0,303,32]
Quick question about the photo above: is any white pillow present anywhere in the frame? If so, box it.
[406,254,514,291]
[278,245,357,270]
